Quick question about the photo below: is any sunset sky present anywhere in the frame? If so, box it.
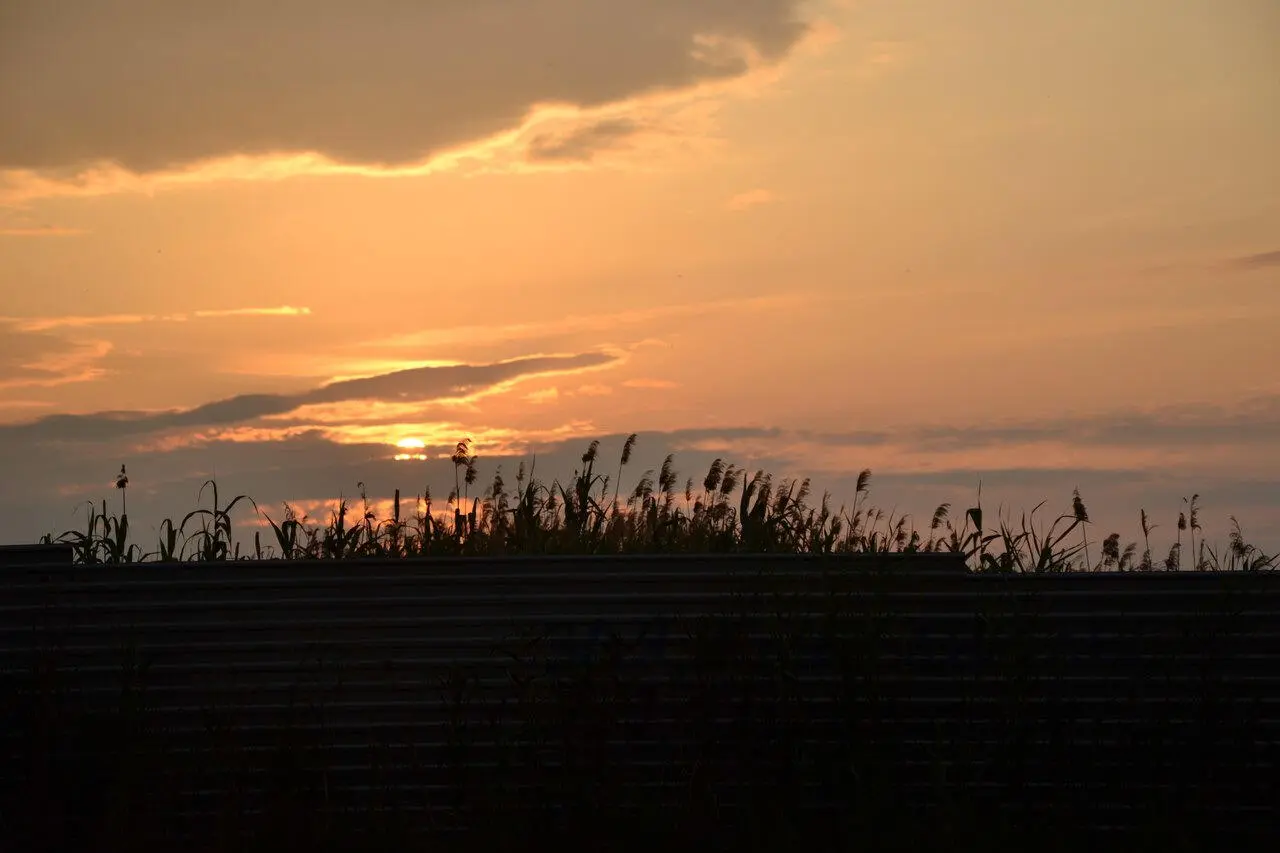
[1,0,1278,557]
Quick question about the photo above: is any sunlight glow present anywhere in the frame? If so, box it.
[393,436,429,460]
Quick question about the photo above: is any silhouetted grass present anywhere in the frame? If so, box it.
[39,435,1278,572]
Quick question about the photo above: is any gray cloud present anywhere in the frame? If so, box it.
[1,351,617,442]
[782,396,1280,453]
[1230,249,1280,270]
[525,117,646,163]
[0,0,808,173]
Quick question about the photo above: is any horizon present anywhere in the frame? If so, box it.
[2,0,1278,559]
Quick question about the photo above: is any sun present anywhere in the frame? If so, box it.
[393,436,429,461]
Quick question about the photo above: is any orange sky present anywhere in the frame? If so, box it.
[1,0,1278,556]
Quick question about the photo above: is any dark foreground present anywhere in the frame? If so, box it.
[2,553,1276,851]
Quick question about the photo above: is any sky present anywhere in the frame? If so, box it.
[1,0,1278,560]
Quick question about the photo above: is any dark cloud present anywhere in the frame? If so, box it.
[0,0,808,173]
[777,397,1280,453]
[620,401,1280,462]
[662,426,786,444]
[525,117,646,163]
[0,351,617,442]
[793,429,893,446]
[1230,249,1280,270]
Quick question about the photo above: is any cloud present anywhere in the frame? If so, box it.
[525,117,647,163]
[0,225,85,237]
[1230,249,1280,270]
[632,397,1280,489]
[0,351,619,443]
[0,1,809,178]
[523,387,561,404]
[1,305,311,333]
[902,395,1280,451]
[672,396,1280,466]
[726,188,775,211]
[365,293,810,352]
[0,324,113,391]
[192,306,312,319]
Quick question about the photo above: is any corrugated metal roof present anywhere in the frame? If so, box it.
[1,553,1276,848]
[0,542,73,567]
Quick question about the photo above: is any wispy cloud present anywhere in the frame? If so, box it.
[1,306,312,333]
[523,387,561,404]
[0,225,86,237]
[192,306,312,319]
[726,189,776,211]
[366,294,810,352]
[2,313,183,332]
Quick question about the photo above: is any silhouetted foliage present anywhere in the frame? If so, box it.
[40,436,1278,572]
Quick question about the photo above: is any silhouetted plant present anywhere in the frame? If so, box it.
[37,435,1277,572]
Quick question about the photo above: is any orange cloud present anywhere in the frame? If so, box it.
[192,306,312,319]
[261,400,443,425]
[317,420,600,456]
[524,387,561,404]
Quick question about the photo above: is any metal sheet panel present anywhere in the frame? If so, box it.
[1,553,1275,848]
[0,542,73,567]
